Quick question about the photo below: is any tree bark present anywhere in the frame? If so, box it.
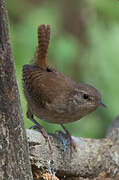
[27,128,119,180]
[0,0,33,179]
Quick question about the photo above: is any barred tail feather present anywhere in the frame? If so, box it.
[37,24,50,69]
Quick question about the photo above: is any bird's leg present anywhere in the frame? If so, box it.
[61,124,76,150]
[27,109,52,151]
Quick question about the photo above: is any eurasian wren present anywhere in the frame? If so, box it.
[22,24,105,147]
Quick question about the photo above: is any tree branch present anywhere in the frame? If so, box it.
[27,128,119,180]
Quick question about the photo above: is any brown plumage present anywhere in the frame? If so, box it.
[36,24,50,69]
[22,24,105,148]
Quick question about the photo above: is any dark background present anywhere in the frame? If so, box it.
[8,0,119,138]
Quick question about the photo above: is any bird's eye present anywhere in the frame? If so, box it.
[83,93,89,99]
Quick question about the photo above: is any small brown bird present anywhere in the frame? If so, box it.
[22,24,105,147]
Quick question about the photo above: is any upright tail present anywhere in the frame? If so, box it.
[36,24,50,69]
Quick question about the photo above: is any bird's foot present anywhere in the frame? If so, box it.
[55,125,76,156]
[55,130,69,151]
[61,124,76,150]
[30,124,52,151]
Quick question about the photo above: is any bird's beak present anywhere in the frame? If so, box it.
[98,101,106,108]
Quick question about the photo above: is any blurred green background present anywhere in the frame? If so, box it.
[8,0,119,138]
